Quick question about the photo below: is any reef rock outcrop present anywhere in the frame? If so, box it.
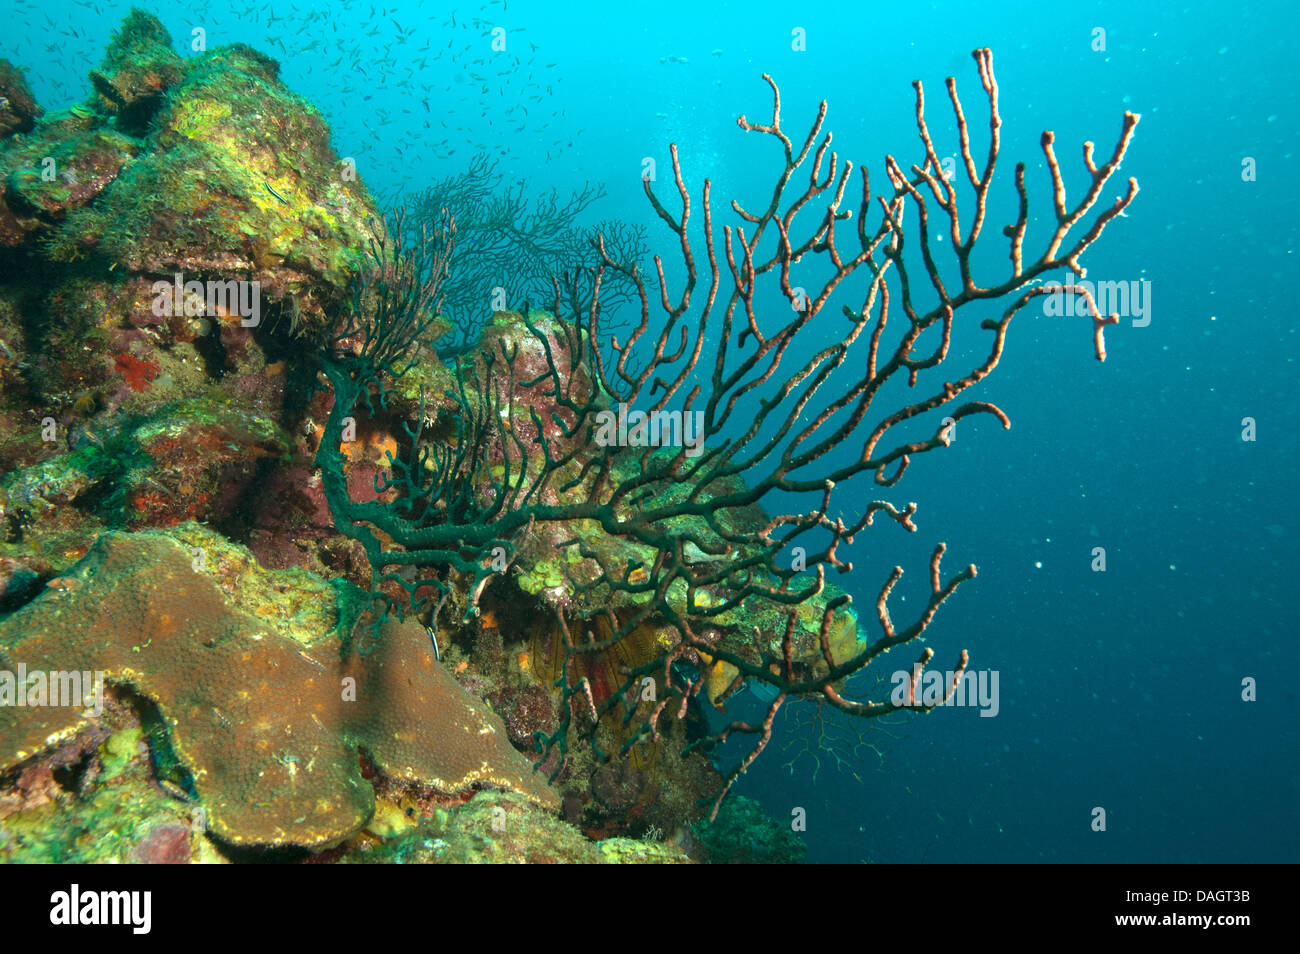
[0,527,558,849]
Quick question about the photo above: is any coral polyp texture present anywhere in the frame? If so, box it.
[0,528,557,848]
[0,9,1140,863]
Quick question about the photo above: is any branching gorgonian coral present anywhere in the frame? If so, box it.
[317,50,1139,814]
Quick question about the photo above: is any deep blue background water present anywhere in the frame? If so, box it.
[3,0,1295,863]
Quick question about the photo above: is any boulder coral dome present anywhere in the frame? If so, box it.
[0,528,558,848]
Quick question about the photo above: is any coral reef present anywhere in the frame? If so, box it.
[28,14,374,309]
[0,706,677,863]
[0,528,557,849]
[0,12,1140,864]
[351,790,688,864]
[692,795,805,864]
[0,9,386,598]
[0,9,375,456]
[311,49,1140,821]
[0,10,731,862]
[0,60,41,137]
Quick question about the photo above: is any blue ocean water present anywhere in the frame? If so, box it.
[3,0,1295,863]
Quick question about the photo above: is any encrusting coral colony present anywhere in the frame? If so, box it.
[0,11,1138,862]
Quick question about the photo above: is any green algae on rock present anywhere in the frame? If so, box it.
[88,7,186,133]
[340,790,691,864]
[0,59,41,137]
[0,396,295,605]
[2,10,379,329]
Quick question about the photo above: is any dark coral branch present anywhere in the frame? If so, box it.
[313,49,1140,814]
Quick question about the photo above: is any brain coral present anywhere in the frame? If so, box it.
[0,531,557,848]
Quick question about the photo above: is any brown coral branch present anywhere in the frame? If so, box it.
[318,48,1140,823]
